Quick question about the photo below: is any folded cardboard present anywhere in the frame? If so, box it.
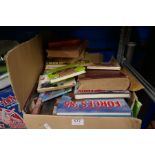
[5,35,143,129]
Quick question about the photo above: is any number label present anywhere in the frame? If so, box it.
[72,119,84,126]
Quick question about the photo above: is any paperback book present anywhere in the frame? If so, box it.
[46,63,86,84]
[0,86,26,128]
[37,76,76,93]
[56,95,132,117]
[39,88,72,102]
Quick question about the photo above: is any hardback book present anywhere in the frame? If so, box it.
[48,39,81,49]
[37,76,76,93]
[39,88,72,102]
[56,95,132,116]
[74,84,130,99]
[78,70,130,91]
[87,60,121,70]
[46,64,86,84]
[47,39,87,59]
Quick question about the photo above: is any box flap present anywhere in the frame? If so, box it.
[122,67,144,91]
[24,114,142,129]
[5,36,44,110]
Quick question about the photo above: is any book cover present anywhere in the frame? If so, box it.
[37,76,76,93]
[46,64,86,84]
[56,95,132,116]
[39,88,72,102]
[0,86,26,128]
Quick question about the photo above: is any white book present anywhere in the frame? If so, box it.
[0,73,11,89]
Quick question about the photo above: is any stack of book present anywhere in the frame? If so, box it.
[28,40,88,114]
[28,40,132,117]
[56,62,131,117]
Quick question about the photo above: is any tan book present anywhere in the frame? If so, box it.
[78,70,130,91]
[84,52,103,64]
[87,61,121,70]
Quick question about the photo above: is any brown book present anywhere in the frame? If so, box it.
[78,70,130,91]
[47,40,87,59]
[48,39,81,48]
[87,60,121,70]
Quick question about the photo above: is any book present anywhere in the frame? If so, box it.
[25,91,40,114]
[0,73,11,90]
[45,59,93,70]
[46,64,86,84]
[74,84,130,99]
[45,64,66,70]
[132,100,142,117]
[46,58,78,65]
[47,39,87,59]
[48,39,81,49]
[56,95,132,116]
[0,86,25,128]
[78,70,130,91]
[87,61,121,70]
[40,98,56,115]
[30,97,43,115]
[85,52,103,64]
[0,64,7,75]
[39,88,72,102]
[37,76,76,93]
[0,61,10,90]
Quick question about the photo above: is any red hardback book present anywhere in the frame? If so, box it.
[47,39,87,59]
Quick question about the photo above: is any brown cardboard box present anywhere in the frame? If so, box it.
[5,36,143,129]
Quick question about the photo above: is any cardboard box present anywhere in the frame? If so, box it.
[5,36,143,129]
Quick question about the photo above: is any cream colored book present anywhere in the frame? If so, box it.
[37,76,76,93]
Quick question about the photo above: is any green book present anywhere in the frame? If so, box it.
[132,100,142,117]
[45,64,86,84]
